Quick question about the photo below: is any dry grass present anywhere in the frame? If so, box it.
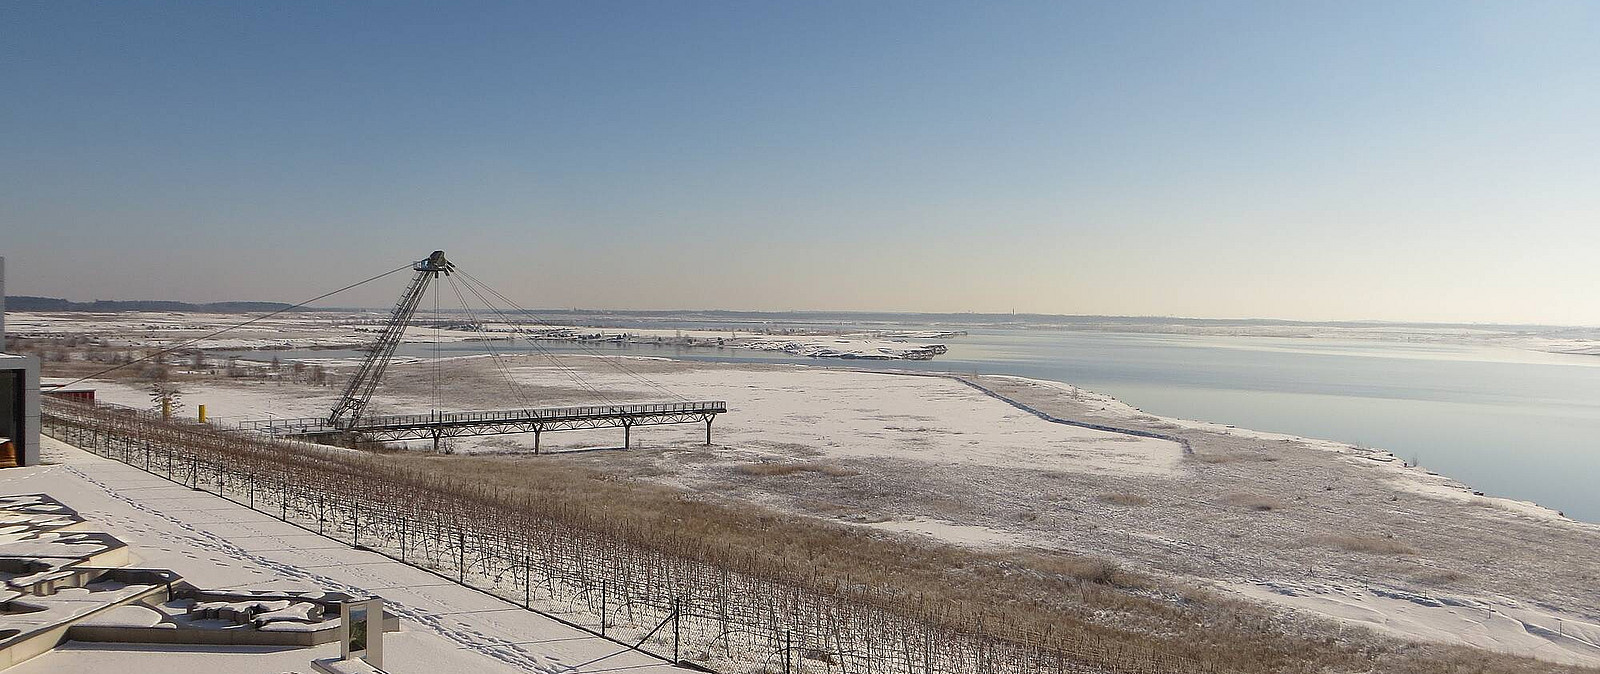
[1225,493,1288,511]
[1195,451,1278,464]
[735,461,858,477]
[1098,492,1151,506]
[33,342,1597,674]
[1313,534,1417,555]
[369,453,1595,674]
[1008,551,1148,589]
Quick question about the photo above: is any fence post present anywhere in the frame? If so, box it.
[600,579,607,636]
[457,531,466,583]
[786,630,793,674]
[673,597,681,662]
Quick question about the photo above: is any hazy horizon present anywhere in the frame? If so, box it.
[11,289,1600,331]
[4,2,1597,324]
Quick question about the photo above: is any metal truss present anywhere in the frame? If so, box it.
[244,401,727,449]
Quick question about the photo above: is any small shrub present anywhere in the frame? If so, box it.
[1312,534,1416,555]
[1226,493,1286,511]
[1099,493,1151,506]
[1011,552,1150,590]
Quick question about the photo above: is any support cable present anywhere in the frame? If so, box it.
[53,263,414,390]
[445,275,533,409]
[451,274,619,404]
[453,269,689,402]
[451,271,616,405]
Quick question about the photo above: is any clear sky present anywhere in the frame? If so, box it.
[2,2,1596,323]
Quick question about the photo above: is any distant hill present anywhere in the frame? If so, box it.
[5,295,296,313]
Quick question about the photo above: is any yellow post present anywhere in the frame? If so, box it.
[198,404,208,423]
[162,397,172,421]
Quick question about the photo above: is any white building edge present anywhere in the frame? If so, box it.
[1,256,43,467]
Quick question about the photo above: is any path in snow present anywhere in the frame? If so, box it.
[2,436,683,674]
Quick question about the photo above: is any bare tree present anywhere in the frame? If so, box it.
[148,381,184,418]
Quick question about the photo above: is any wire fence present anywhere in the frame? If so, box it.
[42,397,1217,674]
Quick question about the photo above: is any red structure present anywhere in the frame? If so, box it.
[42,386,95,403]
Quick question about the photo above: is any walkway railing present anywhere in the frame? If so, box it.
[239,401,727,435]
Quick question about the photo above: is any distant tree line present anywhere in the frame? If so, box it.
[7,295,296,313]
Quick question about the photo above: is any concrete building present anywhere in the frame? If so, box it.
[0,257,43,467]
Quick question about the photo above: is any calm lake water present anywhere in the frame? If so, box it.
[229,329,1600,522]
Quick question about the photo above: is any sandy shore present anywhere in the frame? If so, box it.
[59,349,1600,666]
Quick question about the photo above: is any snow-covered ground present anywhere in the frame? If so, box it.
[16,309,1600,360]
[3,438,683,674]
[1227,579,1600,664]
[77,361,1180,477]
[8,311,953,360]
[21,307,1600,667]
[64,354,1600,665]
[964,376,1600,666]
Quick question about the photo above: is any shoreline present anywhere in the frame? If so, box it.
[55,337,1595,526]
[14,307,1599,523]
[22,322,1600,664]
[46,332,1592,527]
[952,371,1600,665]
[972,371,1589,527]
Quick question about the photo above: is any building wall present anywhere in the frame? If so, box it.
[0,356,41,467]
[23,357,40,466]
[0,256,35,466]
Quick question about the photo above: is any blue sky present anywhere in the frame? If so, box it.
[3,2,1597,322]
